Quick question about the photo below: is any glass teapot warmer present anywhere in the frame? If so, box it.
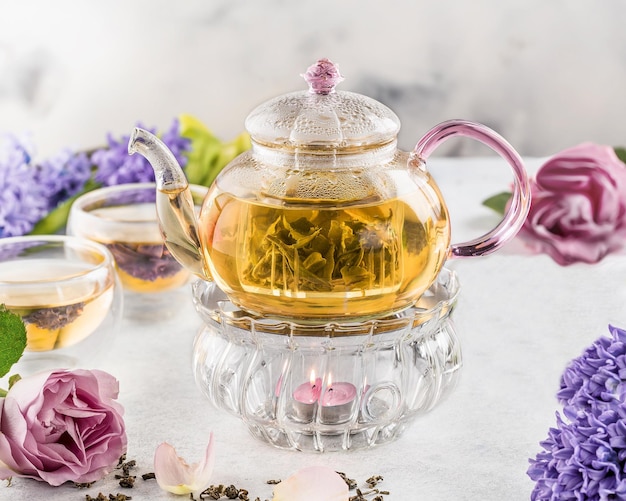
[192,267,460,452]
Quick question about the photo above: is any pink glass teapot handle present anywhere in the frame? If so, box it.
[411,119,531,258]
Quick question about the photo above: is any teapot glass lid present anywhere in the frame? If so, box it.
[244,59,401,150]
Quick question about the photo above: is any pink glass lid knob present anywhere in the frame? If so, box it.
[302,58,345,95]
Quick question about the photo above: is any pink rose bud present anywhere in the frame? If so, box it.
[518,143,626,265]
[0,369,126,486]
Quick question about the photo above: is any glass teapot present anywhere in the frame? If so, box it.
[128,59,530,322]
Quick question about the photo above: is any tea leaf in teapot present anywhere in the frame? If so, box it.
[265,231,332,291]
[327,220,344,248]
[250,251,274,281]
[309,233,331,255]
[288,216,316,236]
[242,205,401,293]
[302,252,327,274]
[340,264,374,287]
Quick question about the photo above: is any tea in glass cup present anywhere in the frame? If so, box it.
[67,182,207,318]
[0,235,122,374]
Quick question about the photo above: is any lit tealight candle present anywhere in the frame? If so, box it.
[292,370,322,422]
[319,375,357,424]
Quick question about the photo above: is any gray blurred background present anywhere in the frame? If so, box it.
[1,0,625,157]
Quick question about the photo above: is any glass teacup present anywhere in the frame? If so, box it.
[67,182,207,319]
[0,235,122,374]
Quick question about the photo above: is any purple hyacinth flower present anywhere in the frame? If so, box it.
[529,325,626,500]
[558,325,626,412]
[0,135,49,237]
[35,149,91,210]
[92,118,190,187]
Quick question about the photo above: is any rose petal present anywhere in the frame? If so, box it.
[272,465,349,501]
[154,433,215,496]
[0,398,20,480]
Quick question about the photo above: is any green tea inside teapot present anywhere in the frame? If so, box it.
[128,59,530,322]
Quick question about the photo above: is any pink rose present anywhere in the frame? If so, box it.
[518,143,626,265]
[0,369,127,486]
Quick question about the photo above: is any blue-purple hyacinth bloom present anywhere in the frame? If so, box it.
[36,149,91,210]
[0,135,50,237]
[528,325,626,500]
[92,119,190,186]
[0,118,190,238]
[0,134,93,237]
[558,325,626,413]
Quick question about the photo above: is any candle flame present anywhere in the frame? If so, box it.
[327,372,333,387]
[309,370,316,387]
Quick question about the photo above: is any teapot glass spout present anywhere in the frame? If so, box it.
[128,128,209,280]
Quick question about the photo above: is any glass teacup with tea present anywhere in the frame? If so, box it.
[0,235,122,374]
[67,182,207,319]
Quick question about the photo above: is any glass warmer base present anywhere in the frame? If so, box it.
[192,268,462,452]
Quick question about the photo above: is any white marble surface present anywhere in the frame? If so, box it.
[1,1,626,158]
[4,157,626,500]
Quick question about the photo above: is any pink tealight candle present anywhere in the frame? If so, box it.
[292,371,322,422]
[320,380,357,424]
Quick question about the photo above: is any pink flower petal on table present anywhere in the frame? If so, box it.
[154,433,215,496]
[272,465,349,501]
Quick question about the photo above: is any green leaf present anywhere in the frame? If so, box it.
[0,305,27,378]
[614,147,626,165]
[179,113,250,187]
[482,192,512,215]
[8,374,21,389]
